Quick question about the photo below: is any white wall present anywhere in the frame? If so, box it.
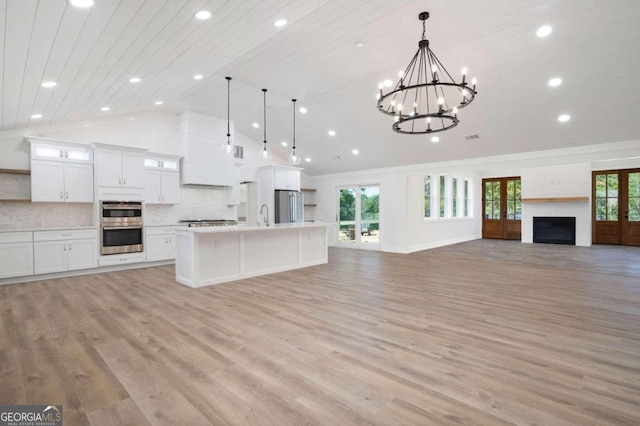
[311,139,640,254]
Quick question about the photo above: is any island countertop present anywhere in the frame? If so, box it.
[176,221,331,234]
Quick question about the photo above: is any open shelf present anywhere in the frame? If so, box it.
[0,168,30,175]
[0,199,31,202]
[521,197,589,203]
[301,188,317,192]
[304,204,317,207]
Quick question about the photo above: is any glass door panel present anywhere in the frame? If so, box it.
[360,186,380,245]
[338,188,357,244]
[628,172,640,222]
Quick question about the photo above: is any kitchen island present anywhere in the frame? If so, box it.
[175,222,330,287]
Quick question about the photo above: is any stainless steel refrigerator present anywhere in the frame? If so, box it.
[274,190,304,223]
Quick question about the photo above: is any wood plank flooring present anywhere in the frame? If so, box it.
[1,240,640,425]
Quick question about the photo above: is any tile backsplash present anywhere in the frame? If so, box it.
[145,186,236,225]
[0,202,94,229]
[0,185,235,230]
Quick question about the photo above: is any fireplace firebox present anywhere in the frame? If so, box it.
[533,217,576,245]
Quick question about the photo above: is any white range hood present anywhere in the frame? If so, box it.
[179,111,238,187]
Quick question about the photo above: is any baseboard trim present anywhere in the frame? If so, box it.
[405,235,482,254]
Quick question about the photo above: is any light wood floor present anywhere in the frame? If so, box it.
[1,240,640,425]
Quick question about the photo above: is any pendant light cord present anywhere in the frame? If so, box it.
[292,99,297,151]
[262,89,267,144]
[225,77,231,139]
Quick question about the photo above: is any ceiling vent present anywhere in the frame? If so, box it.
[233,145,244,160]
[465,134,480,140]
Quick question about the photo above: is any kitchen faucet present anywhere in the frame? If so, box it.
[260,204,270,226]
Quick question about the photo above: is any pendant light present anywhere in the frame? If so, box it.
[258,88,273,160]
[223,76,234,154]
[288,99,301,165]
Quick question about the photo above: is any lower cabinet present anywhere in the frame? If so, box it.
[145,226,185,261]
[0,232,34,279]
[34,229,98,275]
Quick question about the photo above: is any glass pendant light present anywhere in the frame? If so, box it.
[288,99,301,165]
[258,88,273,160]
[222,76,234,154]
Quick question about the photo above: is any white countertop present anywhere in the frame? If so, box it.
[0,226,98,233]
[177,222,331,234]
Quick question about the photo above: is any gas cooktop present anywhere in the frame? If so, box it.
[179,220,238,228]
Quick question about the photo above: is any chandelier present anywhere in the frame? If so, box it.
[376,12,477,134]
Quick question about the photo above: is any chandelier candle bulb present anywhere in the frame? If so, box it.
[461,67,468,84]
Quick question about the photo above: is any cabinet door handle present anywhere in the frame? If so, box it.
[62,233,72,237]
[118,177,122,185]
[68,244,72,251]
[63,245,66,251]
[123,177,126,185]
[59,150,63,158]
[65,151,68,158]
[60,192,63,199]
[65,192,69,199]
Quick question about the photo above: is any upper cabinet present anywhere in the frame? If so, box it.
[92,143,147,201]
[274,168,301,191]
[144,154,181,204]
[28,137,94,203]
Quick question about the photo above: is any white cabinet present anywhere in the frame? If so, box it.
[145,226,186,261]
[0,232,34,279]
[94,147,145,189]
[274,168,301,191]
[93,143,147,201]
[144,154,181,204]
[31,160,94,202]
[29,138,94,203]
[34,229,98,275]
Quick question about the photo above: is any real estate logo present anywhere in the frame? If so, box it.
[0,405,62,426]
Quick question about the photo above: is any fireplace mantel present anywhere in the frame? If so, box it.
[521,197,589,203]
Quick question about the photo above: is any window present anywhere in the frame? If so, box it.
[452,177,459,217]
[423,176,432,218]
[595,173,618,221]
[464,179,472,217]
[439,176,447,218]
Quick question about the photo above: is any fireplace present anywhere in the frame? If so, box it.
[533,217,576,245]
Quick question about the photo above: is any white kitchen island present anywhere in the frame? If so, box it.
[175,222,330,288]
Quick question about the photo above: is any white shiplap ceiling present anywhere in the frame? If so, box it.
[2,0,640,175]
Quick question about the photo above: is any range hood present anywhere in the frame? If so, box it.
[179,111,238,187]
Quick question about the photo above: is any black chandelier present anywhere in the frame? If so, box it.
[376,12,477,134]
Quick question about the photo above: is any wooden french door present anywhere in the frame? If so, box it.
[482,177,522,240]
[593,169,640,246]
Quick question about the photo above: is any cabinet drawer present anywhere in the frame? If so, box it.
[0,232,33,244]
[34,229,97,242]
[146,227,176,236]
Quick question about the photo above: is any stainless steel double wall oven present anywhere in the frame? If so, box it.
[100,201,143,255]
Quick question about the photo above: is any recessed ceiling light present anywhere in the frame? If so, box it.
[352,149,359,155]
[193,74,203,80]
[101,106,111,111]
[68,0,94,8]
[194,10,212,20]
[281,141,288,147]
[31,114,43,119]
[129,77,141,83]
[328,130,336,136]
[155,101,163,105]
[536,25,552,38]
[299,107,307,114]
[355,41,365,48]
[304,157,311,162]
[274,19,287,28]
[252,122,260,128]
[41,81,57,88]
[548,77,562,87]
[558,114,570,122]
[383,79,393,87]
[431,136,440,143]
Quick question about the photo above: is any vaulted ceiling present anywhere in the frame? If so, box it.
[2,0,639,175]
